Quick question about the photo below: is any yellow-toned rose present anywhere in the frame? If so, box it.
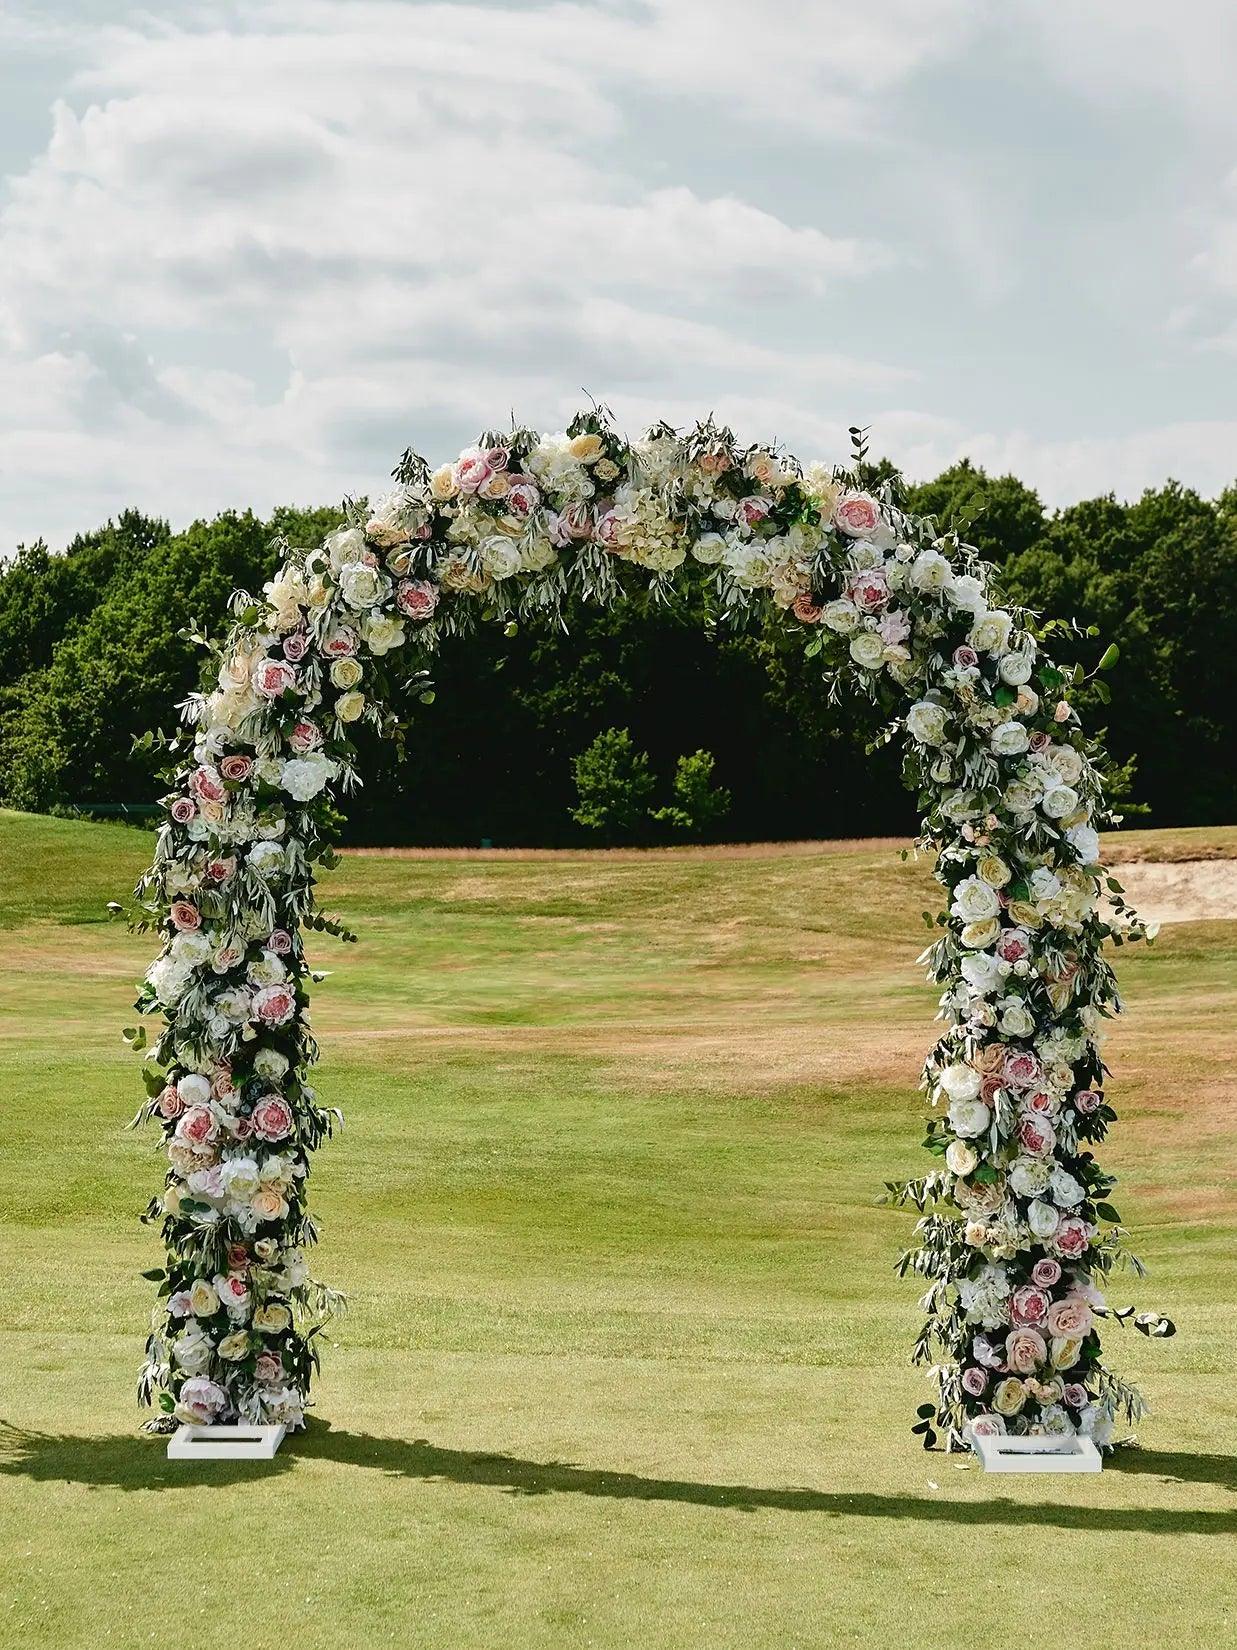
[946,1139,979,1177]
[189,1279,220,1316]
[568,432,604,462]
[964,1219,990,1249]
[480,470,511,498]
[335,690,365,723]
[960,916,1001,950]
[992,1377,1027,1416]
[253,1303,292,1334]
[595,458,619,483]
[307,575,331,609]
[977,855,1011,889]
[218,1331,250,1361]
[329,657,363,689]
[251,1186,287,1220]
[1007,899,1043,929]
[429,464,458,500]
[1050,1335,1082,1370]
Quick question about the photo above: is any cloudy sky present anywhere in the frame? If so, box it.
[1,1,1235,551]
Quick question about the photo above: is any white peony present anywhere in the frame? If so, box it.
[848,630,885,670]
[338,561,387,609]
[998,652,1034,686]
[220,1155,262,1202]
[1010,1158,1052,1198]
[692,532,728,565]
[1041,784,1079,820]
[948,574,986,614]
[906,699,948,745]
[990,721,1029,757]
[1028,1198,1061,1238]
[247,840,287,876]
[253,1048,289,1081]
[821,599,860,634]
[1066,823,1100,865]
[325,527,366,570]
[479,536,521,579]
[960,951,1006,996]
[938,1063,982,1102]
[1049,1167,1085,1207]
[948,1096,992,1138]
[969,610,1013,654]
[908,548,952,593]
[280,756,337,802]
[951,876,1001,923]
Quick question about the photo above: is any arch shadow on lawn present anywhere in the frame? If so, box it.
[1,1420,1234,1535]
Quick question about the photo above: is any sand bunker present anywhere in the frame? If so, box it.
[1108,859,1237,925]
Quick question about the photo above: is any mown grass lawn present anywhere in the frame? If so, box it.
[1,809,1235,1649]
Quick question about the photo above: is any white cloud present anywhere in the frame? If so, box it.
[0,0,1233,550]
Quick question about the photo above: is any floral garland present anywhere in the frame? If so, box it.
[128,410,1167,1447]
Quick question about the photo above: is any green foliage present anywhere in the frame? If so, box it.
[570,728,655,841]
[649,749,732,837]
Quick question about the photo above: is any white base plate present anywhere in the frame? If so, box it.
[167,1423,287,1460]
[974,1433,1102,1474]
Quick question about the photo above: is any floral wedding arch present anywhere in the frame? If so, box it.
[128,411,1166,1451]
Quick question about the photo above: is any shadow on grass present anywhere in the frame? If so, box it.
[2,1421,1233,1533]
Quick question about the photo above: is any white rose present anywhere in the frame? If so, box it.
[848,630,886,670]
[969,610,1013,654]
[365,614,406,656]
[1041,784,1079,820]
[906,699,948,745]
[998,652,1034,686]
[909,548,952,593]
[938,1062,982,1102]
[951,876,1001,923]
[692,533,728,566]
[1028,1199,1061,1238]
[821,599,860,634]
[1049,1167,1085,1207]
[1065,823,1100,865]
[960,951,1006,996]
[998,1000,1035,1038]
[253,1048,289,1081]
[338,561,386,609]
[948,1097,992,1139]
[334,691,365,724]
[946,1139,979,1176]
[325,527,366,570]
[948,574,986,613]
[330,657,363,690]
[480,537,521,579]
[990,721,1029,757]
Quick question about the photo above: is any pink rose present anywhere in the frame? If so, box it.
[1032,1258,1062,1288]
[170,900,201,932]
[251,1094,294,1142]
[253,983,296,1027]
[396,579,440,620]
[204,857,236,884]
[254,1352,284,1384]
[952,645,979,670]
[267,929,293,956]
[739,495,773,527]
[1054,700,1071,722]
[1063,1382,1088,1408]
[1074,1089,1102,1115]
[175,1106,218,1148]
[219,755,253,784]
[698,450,730,476]
[847,569,890,613]
[995,928,1031,965]
[485,445,510,470]
[979,1073,1005,1105]
[834,493,880,537]
[1046,1296,1093,1338]
[1018,1114,1056,1156]
[1005,1326,1047,1375]
[1053,1217,1091,1260]
[968,1413,1005,1440]
[157,1084,184,1120]
[1003,1049,1042,1090]
[253,658,298,699]
[170,797,197,824]
[454,447,494,493]
[1010,1285,1050,1328]
[1028,730,1051,752]
[211,1065,236,1101]
[288,720,322,754]
[323,626,359,659]
[505,478,540,516]
[282,632,309,662]
[189,766,226,804]
[217,1274,250,1311]
[792,593,824,624]
[961,1367,988,1397]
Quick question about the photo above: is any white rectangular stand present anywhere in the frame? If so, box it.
[974,1433,1102,1474]
[167,1423,287,1460]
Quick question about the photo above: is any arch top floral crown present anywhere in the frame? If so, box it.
[128,410,1167,1449]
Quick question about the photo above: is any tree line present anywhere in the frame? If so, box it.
[1,462,1234,844]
